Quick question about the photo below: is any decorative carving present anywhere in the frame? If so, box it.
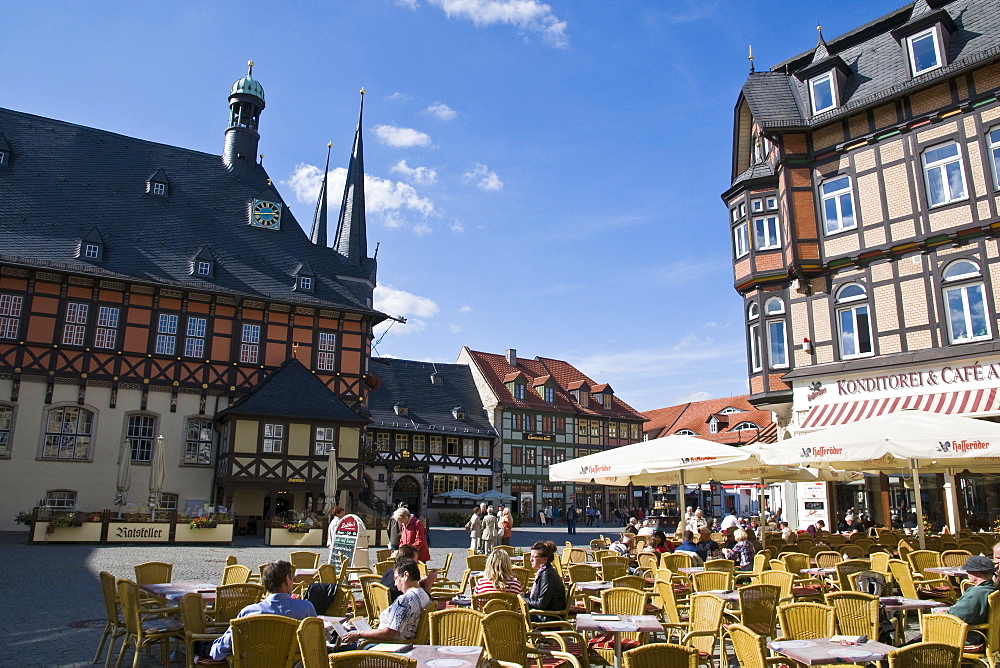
[159,288,183,298]
[269,303,290,312]
[319,310,341,318]
[242,299,265,309]
[130,285,155,295]
[344,313,362,321]
[216,296,236,305]
[295,307,315,315]
[99,280,125,290]
[68,276,94,286]
[1,267,29,277]
[188,292,212,302]
[36,271,62,282]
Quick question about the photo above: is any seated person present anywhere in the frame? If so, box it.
[340,562,431,647]
[727,528,757,571]
[652,530,675,553]
[696,527,721,560]
[636,519,656,537]
[780,521,796,543]
[523,540,566,621]
[674,530,705,565]
[805,519,825,535]
[940,555,997,645]
[380,545,438,602]
[473,548,522,595]
[208,560,316,660]
[609,533,633,557]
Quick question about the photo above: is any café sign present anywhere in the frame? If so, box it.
[806,359,1000,402]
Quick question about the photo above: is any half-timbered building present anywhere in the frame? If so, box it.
[363,358,499,523]
[726,0,1000,528]
[0,66,384,529]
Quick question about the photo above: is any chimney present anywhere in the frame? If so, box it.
[505,349,517,366]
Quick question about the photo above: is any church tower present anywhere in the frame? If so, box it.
[332,91,368,265]
[223,61,265,172]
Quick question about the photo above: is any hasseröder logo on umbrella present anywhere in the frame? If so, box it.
[580,464,612,475]
[800,446,843,458]
[937,439,989,453]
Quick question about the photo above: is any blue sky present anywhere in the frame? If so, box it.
[2,0,904,412]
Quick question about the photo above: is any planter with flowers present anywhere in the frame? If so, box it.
[173,515,233,543]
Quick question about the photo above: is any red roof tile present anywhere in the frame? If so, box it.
[641,395,775,443]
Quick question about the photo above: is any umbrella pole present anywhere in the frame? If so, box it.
[943,468,961,535]
[676,470,685,529]
[759,478,767,542]
[910,459,926,550]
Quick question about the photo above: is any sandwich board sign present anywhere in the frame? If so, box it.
[331,514,365,566]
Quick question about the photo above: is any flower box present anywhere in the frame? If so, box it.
[32,521,103,543]
[265,527,324,546]
[174,523,233,543]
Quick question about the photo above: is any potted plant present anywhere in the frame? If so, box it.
[189,516,218,529]
[46,512,83,534]
[14,511,32,526]
[282,521,309,533]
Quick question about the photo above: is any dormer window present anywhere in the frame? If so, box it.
[150,182,167,197]
[544,387,554,402]
[907,27,943,75]
[190,247,216,279]
[452,407,466,420]
[394,403,408,416]
[196,261,212,276]
[78,228,106,262]
[146,168,170,198]
[299,276,313,291]
[293,262,316,294]
[514,384,525,400]
[84,244,100,259]
[0,152,6,166]
[809,71,837,115]
[708,417,720,434]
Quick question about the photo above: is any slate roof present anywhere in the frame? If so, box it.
[642,395,776,445]
[367,358,497,437]
[464,348,647,421]
[741,0,1000,131]
[0,105,382,315]
[217,358,369,423]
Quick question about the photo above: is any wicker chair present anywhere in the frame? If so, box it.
[373,560,395,575]
[678,593,726,666]
[704,559,736,575]
[835,559,872,591]
[962,589,1000,668]
[663,553,694,571]
[728,584,780,637]
[512,566,534,591]
[466,554,487,572]
[655,579,689,640]
[587,588,650,665]
[568,563,600,583]
[482,609,581,668]
[494,545,515,557]
[690,570,733,592]
[438,552,454,579]
[178,593,223,668]
[601,556,629,581]
[776,602,835,640]
[622,643,698,668]
[317,563,339,584]
[328,651,416,667]
[922,613,969,650]
[814,551,843,569]
[222,564,252,585]
[825,591,880,638]
[295,616,328,668]
[229,613,301,668]
[888,559,956,603]
[134,561,173,586]
[114,578,183,668]
[636,552,659,573]
[612,575,648,591]
[888,642,961,668]
[941,550,972,569]
[208,583,267,630]
[472,590,520,612]
[411,601,438,645]
[909,550,944,579]
[93,571,127,668]
[565,547,590,564]
[727,623,789,668]
[289,551,320,570]
[358,575,384,619]
[366,583,391,623]
[429,608,484,645]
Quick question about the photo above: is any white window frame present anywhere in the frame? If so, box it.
[708,418,719,434]
[809,71,837,115]
[0,294,22,340]
[748,301,762,372]
[184,417,214,465]
[61,303,89,346]
[943,260,992,344]
[753,215,780,250]
[42,406,95,460]
[766,196,778,211]
[764,297,788,369]
[151,182,167,196]
[988,127,1000,189]
[299,276,313,290]
[0,404,13,457]
[906,27,943,76]
[240,323,260,364]
[94,306,119,349]
[514,384,525,400]
[0,152,5,166]
[836,284,874,359]
[156,313,178,356]
[317,331,336,371]
[184,317,207,358]
[316,427,336,455]
[45,490,77,510]
[751,198,764,213]
[84,244,100,259]
[922,142,967,207]
[675,429,696,436]
[126,413,157,462]
[196,261,212,276]
[263,423,284,453]
[820,176,857,235]
[734,221,750,259]
[544,386,555,402]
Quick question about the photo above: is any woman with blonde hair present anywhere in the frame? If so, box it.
[727,528,757,571]
[472,548,522,595]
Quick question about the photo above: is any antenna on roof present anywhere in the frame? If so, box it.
[748,44,755,73]
[373,241,380,260]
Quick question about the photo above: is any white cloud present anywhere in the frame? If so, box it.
[448,220,466,233]
[412,221,433,236]
[424,102,457,121]
[388,91,412,101]
[427,0,569,48]
[703,320,731,329]
[373,124,432,148]
[395,0,418,9]
[373,286,440,338]
[449,324,461,334]
[675,391,713,403]
[285,163,436,234]
[458,305,472,313]
[463,162,503,190]
[390,159,437,185]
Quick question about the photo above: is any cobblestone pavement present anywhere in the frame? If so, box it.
[0,523,611,667]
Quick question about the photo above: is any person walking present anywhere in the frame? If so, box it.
[481,505,499,554]
[387,504,404,550]
[499,506,513,546]
[566,505,577,535]
[395,506,430,563]
[465,506,482,554]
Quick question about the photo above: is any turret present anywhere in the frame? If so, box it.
[223,61,265,172]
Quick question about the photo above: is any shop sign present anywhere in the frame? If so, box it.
[391,464,427,473]
[805,359,1000,402]
[525,433,555,442]
[330,514,365,566]
[106,522,170,542]
[288,478,306,483]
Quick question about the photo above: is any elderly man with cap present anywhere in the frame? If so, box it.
[942,555,997,629]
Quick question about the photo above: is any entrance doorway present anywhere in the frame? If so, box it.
[392,476,421,515]
[274,490,291,518]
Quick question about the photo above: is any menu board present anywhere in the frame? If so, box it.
[331,514,365,566]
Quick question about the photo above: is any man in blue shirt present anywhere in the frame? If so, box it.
[209,560,316,661]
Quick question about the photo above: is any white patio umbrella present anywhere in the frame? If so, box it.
[148,435,165,521]
[756,410,1000,545]
[115,439,131,517]
[323,447,338,514]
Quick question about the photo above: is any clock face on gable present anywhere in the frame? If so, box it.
[250,199,282,229]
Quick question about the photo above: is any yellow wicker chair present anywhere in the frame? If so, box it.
[208,583,267,630]
[727,623,789,668]
[841,544,865,560]
[289,551,320,570]
[704,559,736,575]
[962,589,1000,668]
[941,550,972,569]
[587,588,650,665]
[373,559,395,575]
[93,571,127,668]
[922,613,969,649]
[636,552,659,573]
[834,559,872,591]
[593,549,615,562]
[482,609,581,668]
[814,551,843,569]
[178,593,223,668]
[134,561,172,586]
[898,539,915,561]
[375,548,394,562]
[328,650,417,668]
[565,547,590,564]
[222,564,252,585]
[825,591,880,638]
[358,574,384,619]
[691,570,733,592]
[888,641,961,668]
[568,563,600,583]
[317,563,339,584]
[622,643,698,668]
[229,613,301,668]
[295,616,328,668]
[655,579,689,640]
[114,578,183,668]
[776,602,835,640]
[679,593,726,666]
[612,575,648,591]
[909,550,944,579]
[512,566,534,590]
[728,584,780,637]
[466,554,487,572]
[366,583,391,622]
[493,545,515,557]
[438,552,454,579]
[411,601,438,645]
[888,559,956,603]
[472,590,520,612]
[601,556,630,581]
[663,552,694,571]
[429,608,484,645]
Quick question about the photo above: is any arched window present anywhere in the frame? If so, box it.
[45,490,77,510]
[747,302,761,372]
[765,297,787,369]
[732,421,760,432]
[42,406,95,460]
[836,283,873,358]
[942,260,991,343]
[675,429,697,436]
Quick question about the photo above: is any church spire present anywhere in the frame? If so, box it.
[310,142,332,246]
[333,89,368,265]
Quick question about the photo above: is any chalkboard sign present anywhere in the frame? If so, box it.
[331,514,365,566]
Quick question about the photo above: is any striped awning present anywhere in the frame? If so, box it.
[800,388,1000,429]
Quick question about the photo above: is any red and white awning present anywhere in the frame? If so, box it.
[800,388,1000,430]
